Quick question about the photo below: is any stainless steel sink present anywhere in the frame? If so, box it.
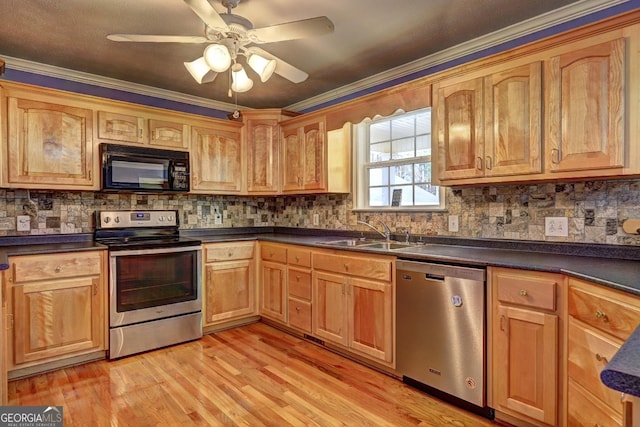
[319,239,379,247]
[319,239,414,250]
[360,242,414,250]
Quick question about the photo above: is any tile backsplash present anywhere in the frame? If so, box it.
[1,178,640,246]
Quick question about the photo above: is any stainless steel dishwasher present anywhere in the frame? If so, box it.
[396,259,492,419]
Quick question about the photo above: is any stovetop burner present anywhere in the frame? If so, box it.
[94,210,201,250]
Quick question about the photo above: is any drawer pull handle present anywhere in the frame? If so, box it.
[595,310,608,321]
[296,275,300,281]
[295,256,300,262]
[519,289,527,296]
[343,263,349,271]
[595,353,608,363]
[295,306,300,312]
[55,266,62,273]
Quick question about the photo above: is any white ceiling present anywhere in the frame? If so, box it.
[0,0,627,111]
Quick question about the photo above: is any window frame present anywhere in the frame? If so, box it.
[352,108,445,212]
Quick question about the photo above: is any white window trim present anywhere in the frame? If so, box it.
[352,110,446,212]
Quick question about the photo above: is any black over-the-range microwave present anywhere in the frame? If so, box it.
[100,143,190,192]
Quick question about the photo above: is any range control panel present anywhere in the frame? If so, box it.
[97,210,178,229]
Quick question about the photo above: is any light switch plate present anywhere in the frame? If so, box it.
[448,215,459,232]
[545,217,568,237]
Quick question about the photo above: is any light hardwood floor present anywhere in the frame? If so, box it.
[9,322,496,426]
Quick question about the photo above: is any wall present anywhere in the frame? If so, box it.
[1,178,640,246]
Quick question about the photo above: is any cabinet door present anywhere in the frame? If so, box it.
[484,62,542,177]
[281,127,304,192]
[300,121,326,191]
[204,260,255,325]
[260,260,287,322]
[436,77,484,180]
[348,277,393,363]
[97,110,145,144]
[494,305,558,425]
[281,118,327,193]
[191,125,242,193]
[313,270,348,346]
[246,118,279,193]
[149,119,189,149]
[7,97,95,188]
[546,38,625,173]
[11,277,104,366]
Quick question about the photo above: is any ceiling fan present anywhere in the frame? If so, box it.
[107,0,334,95]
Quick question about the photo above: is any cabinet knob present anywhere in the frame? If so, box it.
[295,256,300,262]
[595,353,608,363]
[295,306,301,312]
[595,310,608,321]
[55,265,62,273]
[519,289,527,296]
[343,263,349,271]
[228,252,233,257]
[296,275,301,281]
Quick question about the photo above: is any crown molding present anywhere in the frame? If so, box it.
[2,56,243,112]
[0,0,630,114]
[286,0,629,112]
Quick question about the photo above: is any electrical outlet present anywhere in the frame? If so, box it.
[214,210,222,225]
[17,215,30,231]
[545,216,568,237]
[448,215,459,232]
[313,214,319,226]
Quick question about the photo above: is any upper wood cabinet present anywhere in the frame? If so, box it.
[545,38,625,174]
[281,116,326,193]
[435,61,542,183]
[2,84,97,190]
[280,115,351,194]
[97,110,189,150]
[190,121,243,193]
[242,109,297,194]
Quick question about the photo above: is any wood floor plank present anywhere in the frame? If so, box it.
[8,322,495,426]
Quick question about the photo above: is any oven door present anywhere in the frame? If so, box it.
[109,245,202,327]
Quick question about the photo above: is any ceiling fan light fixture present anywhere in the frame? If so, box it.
[247,53,277,82]
[230,63,253,92]
[184,57,217,84]
[203,43,232,72]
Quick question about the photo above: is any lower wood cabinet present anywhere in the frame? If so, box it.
[312,250,394,366]
[259,243,288,323]
[287,246,312,333]
[202,242,256,329]
[489,267,563,427]
[566,277,640,427]
[3,250,107,373]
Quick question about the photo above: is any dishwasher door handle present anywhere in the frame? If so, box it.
[425,273,445,281]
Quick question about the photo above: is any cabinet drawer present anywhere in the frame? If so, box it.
[287,247,311,268]
[288,268,311,300]
[313,252,392,281]
[260,244,287,263]
[288,298,311,333]
[568,318,623,414]
[567,379,622,427]
[569,280,640,341]
[205,242,254,262]
[10,251,102,283]
[494,268,559,311]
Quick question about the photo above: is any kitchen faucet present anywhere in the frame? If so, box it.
[357,220,392,241]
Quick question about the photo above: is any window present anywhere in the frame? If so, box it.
[354,108,443,210]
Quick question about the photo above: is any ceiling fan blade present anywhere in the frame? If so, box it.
[248,16,334,44]
[247,47,308,83]
[107,34,209,43]
[184,0,229,32]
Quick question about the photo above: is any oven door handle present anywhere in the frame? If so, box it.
[109,245,202,257]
